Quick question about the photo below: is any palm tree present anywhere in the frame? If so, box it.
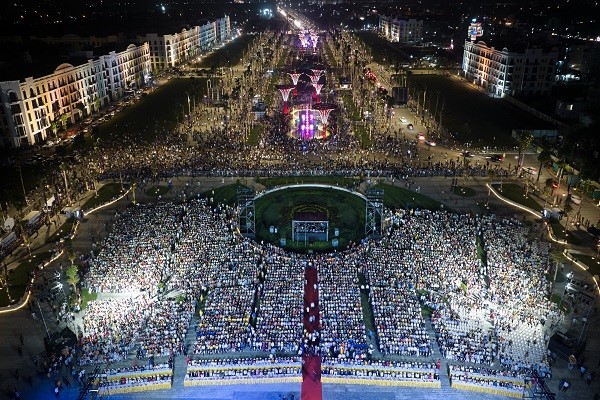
[537,149,552,182]
[517,131,534,174]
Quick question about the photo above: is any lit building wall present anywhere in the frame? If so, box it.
[462,40,558,97]
[0,42,150,148]
[379,15,423,44]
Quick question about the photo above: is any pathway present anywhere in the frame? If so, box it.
[302,263,322,400]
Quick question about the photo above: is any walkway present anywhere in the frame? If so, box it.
[302,263,322,400]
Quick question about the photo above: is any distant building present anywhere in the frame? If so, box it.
[0,42,150,148]
[555,98,585,120]
[462,40,558,97]
[0,15,232,148]
[139,16,230,71]
[379,16,423,44]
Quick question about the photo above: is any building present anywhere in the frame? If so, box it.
[462,40,558,97]
[0,15,231,148]
[0,42,150,148]
[379,16,423,45]
[139,16,230,71]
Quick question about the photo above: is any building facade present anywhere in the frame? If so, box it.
[0,15,231,148]
[379,16,423,44]
[0,42,150,148]
[140,15,231,71]
[462,40,558,97]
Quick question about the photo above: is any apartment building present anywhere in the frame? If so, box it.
[0,42,150,147]
[379,15,423,44]
[0,15,231,147]
[462,40,558,97]
[140,15,231,70]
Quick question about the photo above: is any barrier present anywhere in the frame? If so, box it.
[449,368,525,398]
[184,376,302,386]
[321,377,441,388]
[451,382,523,398]
[97,368,173,395]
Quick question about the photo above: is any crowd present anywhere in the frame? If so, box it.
[69,192,560,390]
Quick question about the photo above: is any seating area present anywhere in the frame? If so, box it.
[253,252,304,353]
[321,358,440,386]
[97,363,172,395]
[369,283,431,357]
[184,357,301,386]
[449,364,526,398]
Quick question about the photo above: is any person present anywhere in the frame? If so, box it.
[562,380,570,392]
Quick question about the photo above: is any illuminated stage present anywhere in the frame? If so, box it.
[290,105,330,140]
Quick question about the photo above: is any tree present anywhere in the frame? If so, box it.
[65,264,80,304]
[59,113,68,129]
[537,150,552,182]
[517,131,534,174]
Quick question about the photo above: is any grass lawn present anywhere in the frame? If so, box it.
[408,75,555,148]
[79,288,97,310]
[256,176,359,189]
[255,187,365,252]
[374,183,443,211]
[204,183,249,206]
[341,92,361,121]
[491,183,543,212]
[247,123,264,146]
[354,124,372,149]
[82,182,125,211]
[354,31,410,64]
[568,253,600,277]
[0,251,54,307]
[453,186,476,197]
[96,78,207,145]
[45,218,76,244]
[192,34,255,69]
[145,185,170,197]
[550,222,582,246]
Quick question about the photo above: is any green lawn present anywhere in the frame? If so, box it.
[408,75,555,148]
[453,186,476,197]
[354,124,372,149]
[256,176,359,189]
[568,253,600,277]
[45,218,76,244]
[79,288,97,310]
[204,183,249,206]
[255,187,365,252]
[0,251,54,307]
[550,222,582,246]
[354,31,411,64]
[491,183,543,212]
[144,185,170,197]
[82,182,126,211]
[96,78,207,145]
[374,183,443,211]
[192,34,255,69]
[247,123,264,146]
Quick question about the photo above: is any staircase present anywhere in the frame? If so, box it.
[424,317,451,389]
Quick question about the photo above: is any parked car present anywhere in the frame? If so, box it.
[569,194,582,205]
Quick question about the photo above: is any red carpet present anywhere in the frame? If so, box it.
[301,265,322,400]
